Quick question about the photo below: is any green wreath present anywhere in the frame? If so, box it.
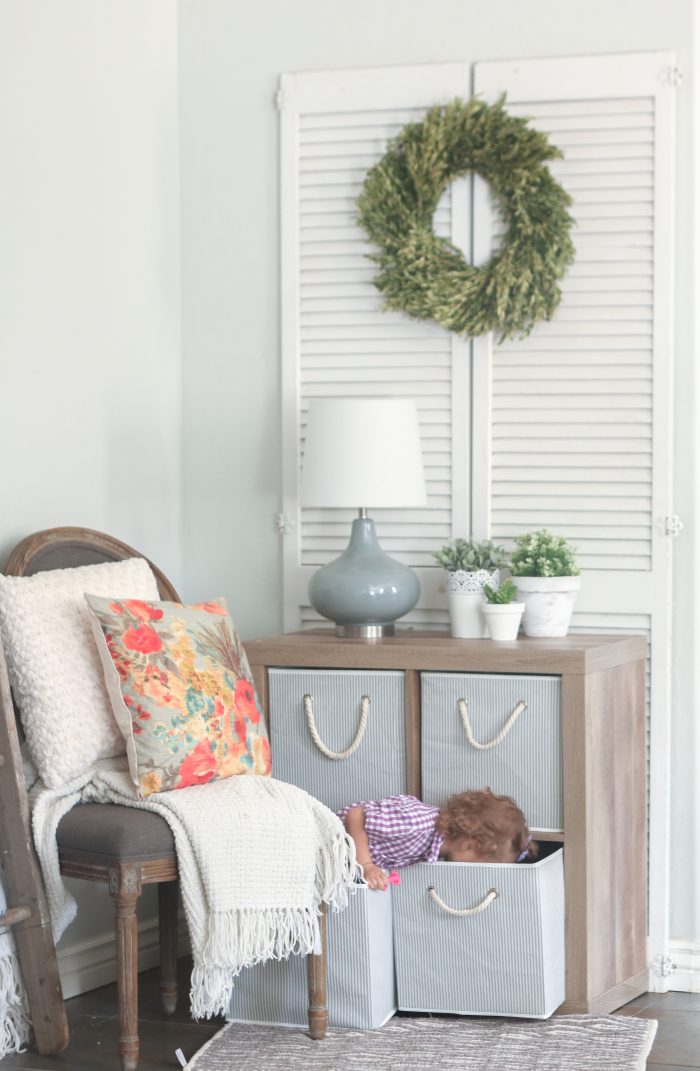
[356,97,575,340]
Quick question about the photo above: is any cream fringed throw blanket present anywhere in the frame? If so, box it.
[26,760,357,1023]
[0,746,42,1059]
[0,880,30,1058]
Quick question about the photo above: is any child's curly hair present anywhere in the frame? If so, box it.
[435,788,537,862]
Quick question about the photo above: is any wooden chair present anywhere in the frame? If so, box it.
[1,526,328,1071]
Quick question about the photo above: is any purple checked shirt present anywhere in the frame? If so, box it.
[337,794,443,869]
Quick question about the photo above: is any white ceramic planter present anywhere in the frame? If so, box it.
[446,569,499,639]
[482,602,525,641]
[448,592,487,639]
[514,576,581,637]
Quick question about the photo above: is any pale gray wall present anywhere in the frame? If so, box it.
[0,0,181,967]
[0,0,182,584]
[177,0,698,944]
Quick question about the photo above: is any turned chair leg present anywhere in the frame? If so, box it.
[109,864,141,1071]
[307,904,328,1040]
[158,880,179,1015]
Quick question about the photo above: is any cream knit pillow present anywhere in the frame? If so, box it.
[0,558,160,788]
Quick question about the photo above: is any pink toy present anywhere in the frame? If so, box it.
[386,870,400,886]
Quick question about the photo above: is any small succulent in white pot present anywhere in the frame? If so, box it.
[510,530,581,638]
[481,579,525,641]
[433,539,509,638]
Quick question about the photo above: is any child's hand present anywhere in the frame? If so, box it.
[361,862,389,890]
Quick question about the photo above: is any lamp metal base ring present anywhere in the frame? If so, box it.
[335,624,396,639]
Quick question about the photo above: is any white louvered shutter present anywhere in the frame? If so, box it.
[279,63,472,632]
[280,49,676,977]
[472,52,675,972]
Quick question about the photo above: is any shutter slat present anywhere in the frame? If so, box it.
[496,449,651,463]
[491,510,651,526]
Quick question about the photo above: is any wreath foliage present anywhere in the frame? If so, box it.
[356,97,575,340]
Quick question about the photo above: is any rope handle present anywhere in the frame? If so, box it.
[303,693,370,760]
[428,885,499,917]
[457,697,527,750]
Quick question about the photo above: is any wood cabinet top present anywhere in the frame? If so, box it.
[245,630,647,676]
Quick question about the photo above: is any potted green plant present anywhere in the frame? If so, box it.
[433,538,508,638]
[481,579,525,641]
[510,529,581,637]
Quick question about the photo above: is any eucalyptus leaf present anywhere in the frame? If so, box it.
[432,538,508,572]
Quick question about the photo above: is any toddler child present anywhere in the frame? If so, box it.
[338,788,535,890]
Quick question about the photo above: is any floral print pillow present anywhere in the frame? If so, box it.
[85,594,271,797]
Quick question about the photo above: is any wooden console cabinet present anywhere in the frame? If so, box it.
[245,630,648,1014]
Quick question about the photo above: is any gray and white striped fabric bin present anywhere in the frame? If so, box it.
[393,847,565,1019]
[227,883,396,1029]
[268,669,406,812]
[421,672,562,832]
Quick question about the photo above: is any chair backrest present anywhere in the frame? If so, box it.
[4,526,180,601]
[0,526,175,1057]
[2,527,180,742]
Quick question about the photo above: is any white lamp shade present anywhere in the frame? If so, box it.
[300,397,427,509]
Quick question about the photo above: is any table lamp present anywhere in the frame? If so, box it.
[300,397,427,638]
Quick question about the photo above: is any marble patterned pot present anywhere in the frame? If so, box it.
[514,576,581,637]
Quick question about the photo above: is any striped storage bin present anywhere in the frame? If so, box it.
[269,669,406,812]
[227,884,396,1029]
[421,672,562,832]
[393,847,565,1018]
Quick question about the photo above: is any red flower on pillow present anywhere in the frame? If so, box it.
[124,599,164,622]
[193,601,227,616]
[123,625,163,654]
[177,739,217,788]
[109,602,124,614]
[232,678,260,724]
[106,633,131,680]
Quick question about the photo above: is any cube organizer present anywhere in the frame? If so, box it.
[227,846,564,1027]
[269,668,406,812]
[393,845,565,1018]
[421,672,563,833]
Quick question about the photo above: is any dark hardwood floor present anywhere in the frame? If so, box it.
[2,958,699,1070]
[617,989,700,1070]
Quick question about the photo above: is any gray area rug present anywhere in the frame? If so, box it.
[185,1014,657,1070]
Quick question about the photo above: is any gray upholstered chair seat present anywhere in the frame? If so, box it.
[57,803,176,862]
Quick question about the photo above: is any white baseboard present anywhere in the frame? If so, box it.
[57,915,190,1000]
[55,930,700,1001]
[668,941,700,993]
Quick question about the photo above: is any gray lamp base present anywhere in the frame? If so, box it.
[308,517,420,636]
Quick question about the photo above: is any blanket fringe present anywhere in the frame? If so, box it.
[315,829,357,913]
[191,906,321,1019]
[190,831,357,1019]
[0,949,29,1058]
